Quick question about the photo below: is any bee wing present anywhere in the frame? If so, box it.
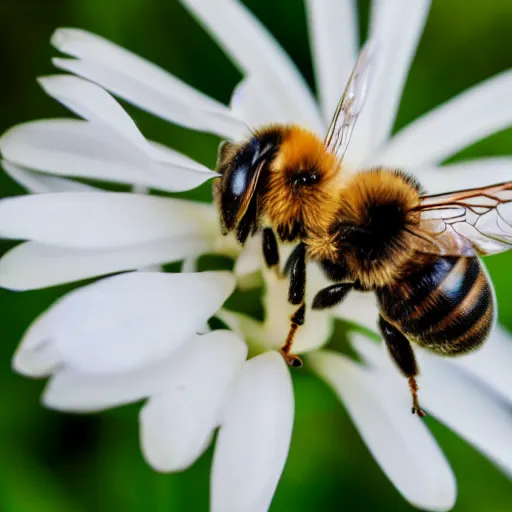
[324,40,376,161]
[411,182,512,256]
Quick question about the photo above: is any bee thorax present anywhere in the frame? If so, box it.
[329,168,423,287]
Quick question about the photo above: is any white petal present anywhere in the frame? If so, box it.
[420,353,512,477]
[43,356,173,412]
[332,290,379,333]
[211,351,294,512]
[38,75,151,154]
[51,29,246,140]
[180,0,324,133]
[13,339,62,378]
[347,0,431,165]
[310,350,456,511]
[413,158,512,195]
[233,233,261,278]
[0,192,217,249]
[449,325,512,407]
[229,75,292,129]
[1,119,216,193]
[0,237,210,291]
[351,334,512,477]
[140,330,247,472]
[45,330,246,415]
[304,0,358,120]
[3,160,98,193]
[372,70,512,168]
[215,309,267,350]
[21,271,235,374]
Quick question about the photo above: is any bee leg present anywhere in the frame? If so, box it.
[378,316,426,418]
[312,283,353,310]
[262,228,281,277]
[281,304,306,368]
[280,243,307,368]
[283,243,304,278]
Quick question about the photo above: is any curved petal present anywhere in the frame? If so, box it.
[21,271,235,374]
[180,0,324,133]
[211,351,294,512]
[309,350,457,511]
[0,192,217,249]
[3,161,98,194]
[0,237,210,291]
[0,120,216,193]
[449,325,512,407]
[304,0,358,120]
[413,158,512,195]
[44,330,246,415]
[347,0,431,165]
[351,334,512,478]
[13,340,62,378]
[372,70,512,168]
[38,75,151,154]
[51,29,246,140]
[140,330,247,472]
[43,355,175,412]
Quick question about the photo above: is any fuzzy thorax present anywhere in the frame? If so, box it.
[308,168,424,288]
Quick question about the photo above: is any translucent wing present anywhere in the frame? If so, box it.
[410,182,512,256]
[324,40,376,161]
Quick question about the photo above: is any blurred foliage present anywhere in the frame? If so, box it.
[0,0,511,511]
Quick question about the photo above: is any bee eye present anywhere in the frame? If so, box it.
[291,171,320,187]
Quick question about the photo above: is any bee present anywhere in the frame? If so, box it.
[214,42,512,416]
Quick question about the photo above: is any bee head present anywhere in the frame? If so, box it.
[214,129,281,244]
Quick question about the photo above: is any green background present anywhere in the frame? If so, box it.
[0,0,511,511]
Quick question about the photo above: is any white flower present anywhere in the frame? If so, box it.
[1,1,511,511]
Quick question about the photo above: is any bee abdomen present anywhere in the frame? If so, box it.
[380,257,494,356]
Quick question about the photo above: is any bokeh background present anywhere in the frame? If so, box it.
[0,0,511,511]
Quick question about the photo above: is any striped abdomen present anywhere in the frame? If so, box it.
[377,256,494,355]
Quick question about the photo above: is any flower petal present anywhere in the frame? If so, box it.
[0,192,217,249]
[3,160,98,194]
[0,237,210,291]
[347,0,431,165]
[372,69,512,168]
[333,289,379,333]
[44,330,245,417]
[51,29,246,140]
[309,350,456,511]
[414,157,512,194]
[0,119,216,193]
[211,351,293,512]
[233,232,261,278]
[304,0,358,120]
[140,330,247,472]
[229,75,291,128]
[43,356,174,412]
[21,271,235,374]
[351,334,512,477]
[449,325,512,407]
[38,75,151,154]
[13,339,62,378]
[180,0,324,132]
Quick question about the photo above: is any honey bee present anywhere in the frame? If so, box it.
[214,42,512,416]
